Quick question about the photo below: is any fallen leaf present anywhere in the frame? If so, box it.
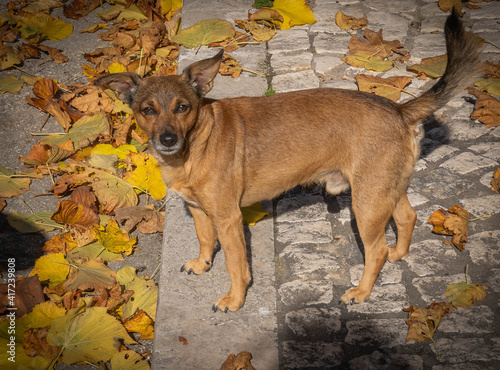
[407,55,447,79]
[0,276,44,317]
[49,173,76,197]
[42,231,78,253]
[115,205,164,233]
[64,0,100,20]
[0,74,24,93]
[68,161,138,213]
[123,309,154,339]
[122,152,167,200]
[474,78,500,95]
[7,211,61,233]
[220,351,256,370]
[96,218,137,255]
[271,0,316,30]
[427,205,469,251]
[219,54,243,78]
[403,301,452,357]
[491,168,500,192]
[335,10,367,31]
[438,0,464,16]
[17,13,73,44]
[46,305,135,364]
[110,350,150,370]
[234,19,276,42]
[139,21,165,55]
[172,19,236,49]
[446,280,489,308]
[51,199,100,229]
[483,60,500,78]
[342,50,394,72]
[22,0,63,13]
[63,259,117,291]
[466,87,500,127]
[81,23,108,33]
[25,301,66,329]
[348,29,405,59]
[120,274,157,320]
[0,166,31,198]
[19,142,73,167]
[29,253,70,288]
[355,74,413,101]
[241,202,270,226]
[40,112,110,150]
[178,336,188,345]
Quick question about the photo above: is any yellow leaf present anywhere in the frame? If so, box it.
[123,309,155,339]
[0,74,24,94]
[17,13,73,43]
[342,51,394,72]
[47,306,135,364]
[474,78,500,96]
[96,218,137,256]
[110,350,150,370]
[161,0,182,19]
[446,281,488,308]
[172,19,236,49]
[29,253,69,288]
[108,62,127,74]
[335,10,367,31]
[121,274,158,320]
[0,166,30,197]
[63,259,117,291]
[25,301,66,329]
[241,202,270,226]
[81,23,108,33]
[355,74,413,101]
[407,55,447,79]
[123,152,167,200]
[91,143,137,159]
[272,0,316,30]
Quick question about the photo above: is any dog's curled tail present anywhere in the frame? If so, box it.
[398,11,483,126]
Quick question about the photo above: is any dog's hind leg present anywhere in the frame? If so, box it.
[388,192,416,262]
[340,189,393,304]
[181,205,218,275]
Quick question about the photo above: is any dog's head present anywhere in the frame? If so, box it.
[94,50,223,157]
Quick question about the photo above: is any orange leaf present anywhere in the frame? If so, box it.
[51,199,100,228]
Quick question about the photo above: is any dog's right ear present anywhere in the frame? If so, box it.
[182,50,223,97]
[94,72,142,106]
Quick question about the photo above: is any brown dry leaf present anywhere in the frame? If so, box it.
[355,74,413,102]
[139,21,166,55]
[0,276,44,316]
[42,232,78,253]
[483,60,500,78]
[110,32,137,49]
[335,10,367,31]
[220,351,256,370]
[178,336,188,345]
[66,86,115,114]
[70,185,98,212]
[446,280,489,308]
[407,55,447,79]
[51,199,100,229]
[37,45,69,64]
[234,19,276,42]
[348,28,405,59]
[491,168,500,192]
[115,205,164,233]
[49,173,76,197]
[23,327,61,358]
[427,205,469,251]
[438,0,464,16]
[64,0,101,20]
[403,301,452,357]
[0,199,6,212]
[19,142,73,167]
[219,54,243,78]
[248,8,284,23]
[25,78,71,131]
[467,87,500,127]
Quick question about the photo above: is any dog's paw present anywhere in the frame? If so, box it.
[387,247,409,263]
[212,293,244,313]
[180,258,212,275]
[340,287,371,305]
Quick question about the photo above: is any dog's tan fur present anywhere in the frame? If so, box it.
[96,12,481,312]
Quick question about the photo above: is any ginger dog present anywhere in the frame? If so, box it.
[96,12,481,312]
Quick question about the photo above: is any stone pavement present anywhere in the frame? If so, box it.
[153,1,500,369]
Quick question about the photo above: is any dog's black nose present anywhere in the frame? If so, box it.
[159,132,178,148]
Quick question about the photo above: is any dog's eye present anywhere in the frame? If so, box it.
[142,107,156,115]
[175,104,189,113]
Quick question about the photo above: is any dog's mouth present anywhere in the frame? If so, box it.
[152,132,184,156]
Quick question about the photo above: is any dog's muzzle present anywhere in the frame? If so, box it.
[154,131,183,155]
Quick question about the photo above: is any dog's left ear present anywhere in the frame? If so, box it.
[94,72,142,106]
[182,50,223,96]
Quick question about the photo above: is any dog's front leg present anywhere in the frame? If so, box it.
[181,205,217,275]
[213,210,250,313]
